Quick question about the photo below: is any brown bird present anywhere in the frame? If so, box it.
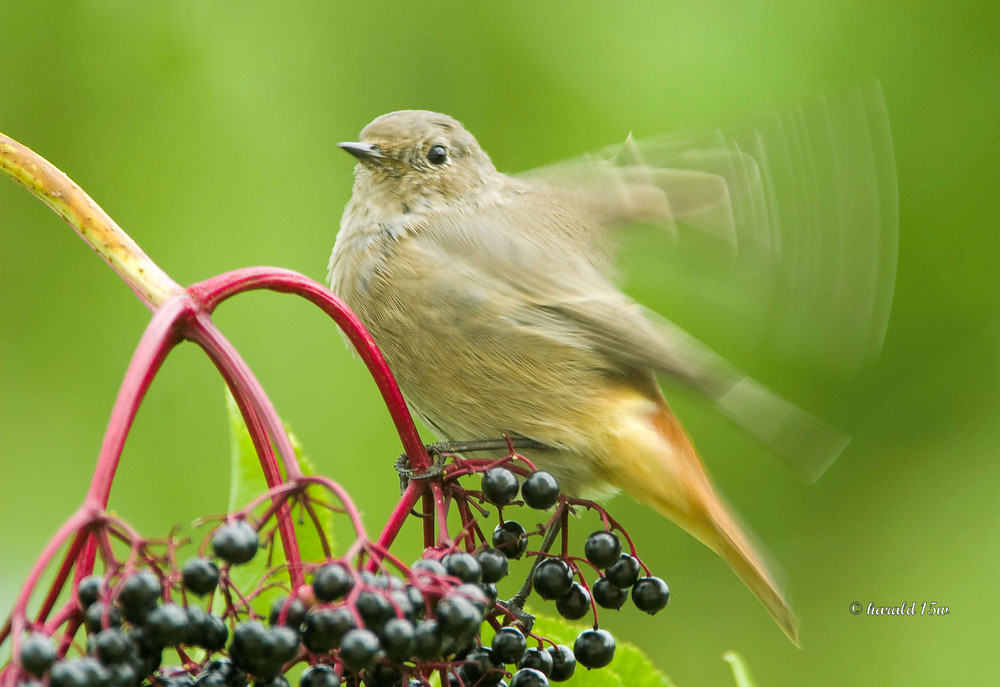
[328,109,882,644]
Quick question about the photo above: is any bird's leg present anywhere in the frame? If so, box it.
[395,437,546,492]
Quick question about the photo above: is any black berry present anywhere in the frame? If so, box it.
[436,595,483,639]
[584,531,622,570]
[302,607,355,653]
[268,597,307,629]
[555,583,591,620]
[573,629,615,669]
[311,563,353,602]
[182,558,219,596]
[632,576,669,614]
[338,628,379,672]
[186,607,228,651]
[476,548,509,583]
[521,471,559,510]
[84,602,122,634]
[90,628,132,664]
[77,576,103,610]
[379,618,415,661]
[212,521,259,565]
[462,647,503,686]
[532,558,574,600]
[517,647,553,676]
[146,603,189,648]
[116,571,161,625]
[355,590,393,633]
[299,665,340,687]
[592,578,628,610]
[510,668,549,687]
[412,619,444,660]
[19,634,56,676]
[492,521,528,559]
[605,554,641,588]
[444,552,482,584]
[491,627,527,664]
[411,558,447,576]
[481,467,520,505]
[546,645,576,682]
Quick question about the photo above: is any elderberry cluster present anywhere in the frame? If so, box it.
[12,461,671,687]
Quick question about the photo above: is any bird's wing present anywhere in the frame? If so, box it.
[417,200,847,481]
[518,84,899,379]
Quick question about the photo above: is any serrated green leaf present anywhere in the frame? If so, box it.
[529,611,675,686]
[223,389,334,614]
[723,652,758,687]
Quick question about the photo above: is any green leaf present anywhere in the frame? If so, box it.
[723,652,758,687]
[529,612,676,687]
[223,389,335,614]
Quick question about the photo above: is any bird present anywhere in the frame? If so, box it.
[328,109,855,644]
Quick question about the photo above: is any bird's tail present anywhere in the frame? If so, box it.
[597,386,799,645]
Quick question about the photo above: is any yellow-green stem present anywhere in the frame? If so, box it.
[0,132,182,309]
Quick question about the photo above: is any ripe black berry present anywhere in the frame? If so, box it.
[605,554,641,588]
[555,583,591,620]
[211,521,259,565]
[510,668,550,687]
[481,467,520,505]
[50,658,110,687]
[77,576,103,610]
[365,663,404,687]
[532,558,574,600]
[491,627,527,664]
[338,629,380,672]
[299,665,341,687]
[146,603,189,647]
[592,578,628,610]
[264,626,301,670]
[84,602,122,634]
[186,607,228,651]
[380,618,415,661]
[182,558,219,596]
[255,676,289,687]
[90,628,132,664]
[518,647,553,676]
[355,590,394,633]
[436,595,483,639]
[311,563,353,602]
[476,548,509,583]
[411,558,447,576]
[480,582,499,608]
[229,621,268,672]
[412,619,444,660]
[444,552,482,584]
[462,647,503,686]
[268,596,307,629]
[521,471,559,510]
[546,645,576,682]
[302,607,355,653]
[492,521,528,559]
[573,629,615,669]
[106,660,138,687]
[19,634,56,676]
[632,576,669,614]
[584,531,622,570]
[116,571,161,625]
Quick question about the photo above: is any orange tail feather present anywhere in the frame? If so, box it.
[599,388,799,644]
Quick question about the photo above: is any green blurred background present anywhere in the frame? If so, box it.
[1,2,998,684]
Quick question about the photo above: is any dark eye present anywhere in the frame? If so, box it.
[427,145,448,165]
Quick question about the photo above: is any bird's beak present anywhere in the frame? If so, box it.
[338,142,384,162]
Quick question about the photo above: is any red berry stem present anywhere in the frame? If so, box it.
[188,268,432,474]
